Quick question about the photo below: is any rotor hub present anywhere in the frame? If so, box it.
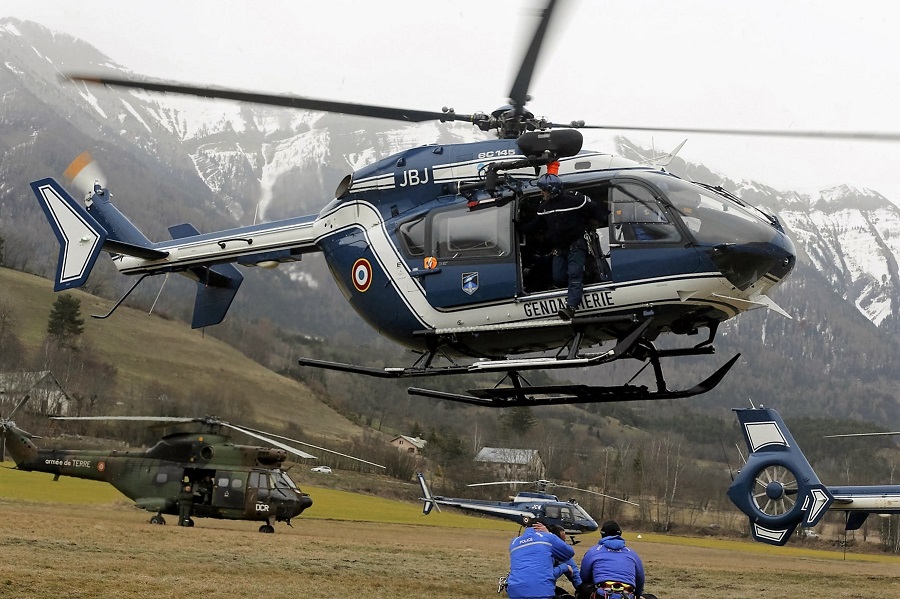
[765,481,785,500]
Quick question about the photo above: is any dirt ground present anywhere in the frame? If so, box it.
[0,499,898,599]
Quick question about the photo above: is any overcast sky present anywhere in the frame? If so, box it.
[7,0,900,200]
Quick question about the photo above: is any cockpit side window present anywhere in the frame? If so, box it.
[431,204,513,260]
[399,216,426,256]
[611,183,681,244]
[397,204,513,261]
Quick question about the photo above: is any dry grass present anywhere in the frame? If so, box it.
[0,491,898,598]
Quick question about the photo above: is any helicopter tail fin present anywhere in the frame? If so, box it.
[0,395,40,467]
[30,177,168,291]
[726,407,833,545]
[417,472,436,515]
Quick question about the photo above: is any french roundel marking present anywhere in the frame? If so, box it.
[97,461,106,472]
[352,258,373,292]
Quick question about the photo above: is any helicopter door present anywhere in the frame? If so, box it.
[212,470,246,509]
[413,202,518,308]
[608,181,695,281]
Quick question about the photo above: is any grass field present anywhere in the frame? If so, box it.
[1,466,899,599]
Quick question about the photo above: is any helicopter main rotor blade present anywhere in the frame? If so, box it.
[6,394,31,421]
[824,431,900,438]
[467,480,535,487]
[64,74,477,125]
[51,416,196,422]
[550,482,639,506]
[232,424,386,469]
[508,0,561,115]
[565,122,900,142]
[220,422,318,460]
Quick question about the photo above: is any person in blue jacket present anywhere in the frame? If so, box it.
[578,520,645,599]
[506,519,576,599]
[547,524,581,597]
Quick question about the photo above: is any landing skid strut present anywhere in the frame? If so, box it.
[296,318,739,407]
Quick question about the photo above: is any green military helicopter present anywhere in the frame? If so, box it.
[1,396,383,533]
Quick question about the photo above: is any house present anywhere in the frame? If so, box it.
[0,371,73,416]
[474,447,545,480]
[389,435,427,455]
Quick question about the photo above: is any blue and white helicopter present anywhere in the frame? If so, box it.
[416,472,634,540]
[35,0,886,409]
[728,406,900,546]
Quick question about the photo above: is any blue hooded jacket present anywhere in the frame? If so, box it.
[506,527,576,599]
[579,535,645,598]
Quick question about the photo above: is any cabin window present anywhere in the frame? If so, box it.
[560,507,574,523]
[545,505,560,518]
[611,183,680,243]
[217,477,229,488]
[231,478,243,490]
[431,204,512,260]
[155,473,168,484]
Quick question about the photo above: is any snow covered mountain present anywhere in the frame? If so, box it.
[3,19,900,423]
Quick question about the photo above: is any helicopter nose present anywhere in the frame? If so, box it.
[709,231,796,291]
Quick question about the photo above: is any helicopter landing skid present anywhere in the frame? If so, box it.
[296,318,651,380]
[407,353,739,407]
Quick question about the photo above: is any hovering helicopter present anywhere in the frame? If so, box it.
[727,406,900,546]
[0,396,383,533]
[36,0,897,408]
[416,472,635,541]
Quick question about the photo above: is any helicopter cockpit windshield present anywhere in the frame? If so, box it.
[646,173,780,245]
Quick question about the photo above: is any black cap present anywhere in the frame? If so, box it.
[600,520,621,537]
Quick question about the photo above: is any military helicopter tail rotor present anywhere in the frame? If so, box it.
[234,424,386,470]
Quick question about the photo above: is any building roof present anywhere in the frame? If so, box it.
[475,447,541,465]
[390,435,427,449]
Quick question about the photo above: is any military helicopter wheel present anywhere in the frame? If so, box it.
[149,515,166,525]
[185,518,195,527]
[259,524,275,534]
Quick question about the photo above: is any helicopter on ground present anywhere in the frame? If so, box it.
[727,406,900,546]
[416,472,635,541]
[0,396,383,533]
[34,0,896,408]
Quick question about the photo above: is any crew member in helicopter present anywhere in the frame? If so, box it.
[178,479,194,526]
[523,172,608,320]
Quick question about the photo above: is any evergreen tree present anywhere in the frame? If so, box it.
[46,294,85,346]
[500,406,538,436]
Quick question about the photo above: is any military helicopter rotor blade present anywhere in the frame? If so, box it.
[227,423,386,469]
[217,422,317,460]
[549,482,639,507]
[4,394,31,422]
[557,122,900,142]
[507,0,562,116]
[50,416,195,423]
[63,74,478,126]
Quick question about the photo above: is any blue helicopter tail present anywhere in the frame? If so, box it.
[31,177,241,328]
[416,472,436,515]
[727,407,833,546]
